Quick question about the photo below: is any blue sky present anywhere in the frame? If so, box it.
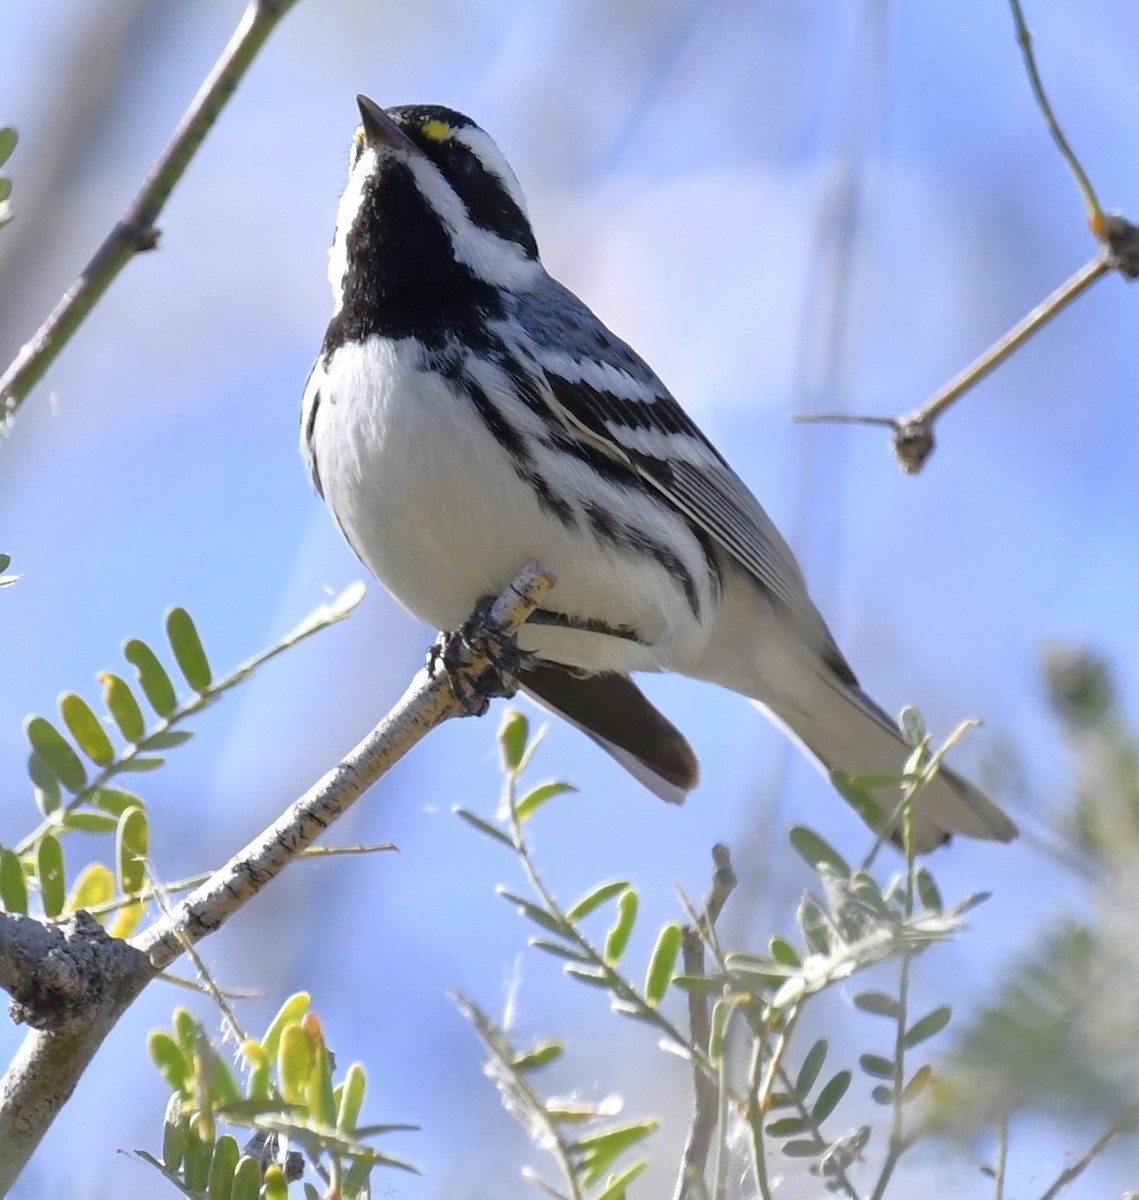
[2,1,1138,1196]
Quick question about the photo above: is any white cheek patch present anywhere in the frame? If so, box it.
[405,153,541,290]
[451,126,531,220]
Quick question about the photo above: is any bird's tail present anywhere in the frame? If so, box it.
[766,674,1018,853]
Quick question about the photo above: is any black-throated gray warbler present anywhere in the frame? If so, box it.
[301,96,1017,852]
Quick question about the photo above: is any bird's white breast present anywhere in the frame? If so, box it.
[308,336,720,675]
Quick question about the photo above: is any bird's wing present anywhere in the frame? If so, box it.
[508,282,832,641]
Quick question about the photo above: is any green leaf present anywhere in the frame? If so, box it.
[0,128,16,169]
[149,1030,191,1094]
[905,1004,952,1047]
[277,1023,314,1103]
[573,1118,658,1188]
[796,1038,827,1096]
[796,894,832,955]
[859,1053,895,1080]
[563,964,611,989]
[166,607,212,692]
[209,1048,242,1108]
[207,1134,239,1200]
[0,848,28,913]
[37,834,65,918]
[854,991,901,1019]
[27,749,61,815]
[108,899,144,939]
[162,1093,187,1171]
[811,1070,851,1123]
[123,638,177,717]
[99,673,146,743]
[61,811,119,835]
[916,866,943,912]
[498,708,529,772]
[143,729,194,750]
[565,879,630,923]
[781,1138,827,1157]
[229,1157,262,1200]
[173,1008,198,1057]
[0,553,9,573]
[515,779,576,822]
[116,756,165,772]
[902,1063,932,1103]
[453,806,512,848]
[92,787,144,816]
[671,973,722,993]
[298,1021,334,1129]
[871,1084,894,1105]
[604,888,638,965]
[25,716,86,793]
[262,1164,287,1200]
[644,922,683,1006]
[709,993,744,1065]
[59,693,115,765]
[789,826,850,876]
[528,938,590,963]
[829,769,887,833]
[182,1121,213,1193]
[766,1116,811,1138]
[261,992,310,1061]
[66,862,114,913]
[240,1040,270,1101]
[511,1039,563,1070]
[337,1062,366,1131]
[497,889,565,934]
[769,935,801,967]
[117,806,148,895]
[590,1158,647,1200]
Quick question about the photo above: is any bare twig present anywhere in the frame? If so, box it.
[1007,0,1102,230]
[993,1109,1009,1200]
[0,564,554,1194]
[793,250,1114,474]
[0,0,300,430]
[1035,1101,1139,1200]
[672,844,737,1200]
[792,0,1137,474]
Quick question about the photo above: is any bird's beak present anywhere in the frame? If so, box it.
[356,95,417,153]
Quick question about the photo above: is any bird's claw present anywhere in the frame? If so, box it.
[427,595,530,715]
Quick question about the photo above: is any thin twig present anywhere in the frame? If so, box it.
[868,803,918,1200]
[993,1109,1009,1200]
[0,0,300,429]
[672,844,737,1200]
[1036,1101,1139,1200]
[1007,0,1103,230]
[792,252,1112,473]
[743,1031,774,1200]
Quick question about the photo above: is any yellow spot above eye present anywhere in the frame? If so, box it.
[353,128,365,149]
[420,119,450,143]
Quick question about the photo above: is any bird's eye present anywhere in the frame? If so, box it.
[444,142,478,179]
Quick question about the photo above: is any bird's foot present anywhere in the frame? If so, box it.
[427,595,530,715]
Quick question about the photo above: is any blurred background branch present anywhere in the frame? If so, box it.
[0,0,300,431]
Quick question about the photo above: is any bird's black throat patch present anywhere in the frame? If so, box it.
[322,160,505,356]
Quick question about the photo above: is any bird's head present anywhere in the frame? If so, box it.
[326,98,541,337]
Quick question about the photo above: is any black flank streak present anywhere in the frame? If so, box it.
[583,501,703,620]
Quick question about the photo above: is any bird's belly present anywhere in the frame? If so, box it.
[311,338,717,673]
